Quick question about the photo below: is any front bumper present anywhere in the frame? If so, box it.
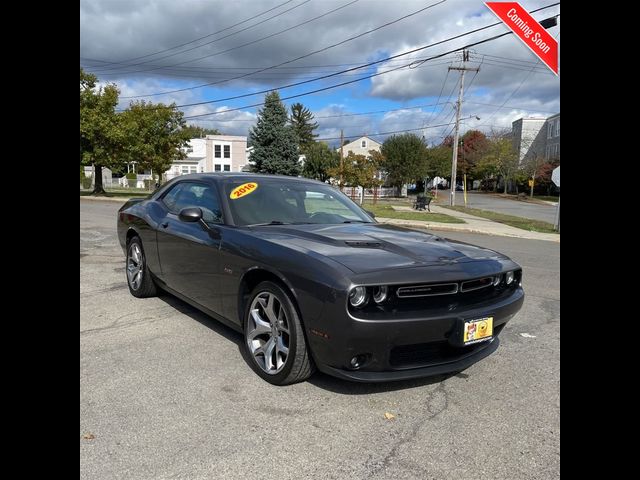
[305,287,524,382]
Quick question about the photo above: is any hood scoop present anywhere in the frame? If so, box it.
[344,240,382,248]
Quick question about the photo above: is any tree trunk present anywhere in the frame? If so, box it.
[92,164,106,195]
[530,177,534,198]
[503,178,507,194]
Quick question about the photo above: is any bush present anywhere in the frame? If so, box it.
[125,172,137,180]
[80,166,86,180]
[81,177,92,189]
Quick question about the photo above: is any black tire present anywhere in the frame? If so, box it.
[125,236,158,298]
[243,281,315,385]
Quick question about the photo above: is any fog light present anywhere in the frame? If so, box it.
[350,354,368,369]
[349,286,368,308]
[372,285,388,304]
[493,275,502,286]
[506,271,514,285]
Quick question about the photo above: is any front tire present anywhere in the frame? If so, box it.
[243,281,315,385]
[126,236,157,298]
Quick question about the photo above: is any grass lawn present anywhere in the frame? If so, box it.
[442,206,558,233]
[362,203,465,224]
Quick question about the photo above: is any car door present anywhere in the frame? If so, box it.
[156,181,225,314]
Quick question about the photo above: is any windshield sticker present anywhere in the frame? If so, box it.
[230,182,258,199]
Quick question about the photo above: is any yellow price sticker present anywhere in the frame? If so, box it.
[230,182,258,199]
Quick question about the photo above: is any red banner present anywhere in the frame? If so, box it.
[485,2,558,75]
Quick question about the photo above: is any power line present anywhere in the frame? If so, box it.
[145,5,560,113]
[82,0,299,68]
[178,21,554,119]
[92,0,361,77]
[117,0,447,97]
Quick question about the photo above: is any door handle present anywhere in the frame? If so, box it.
[160,222,169,228]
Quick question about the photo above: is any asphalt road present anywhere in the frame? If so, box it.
[81,199,559,480]
[449,191,558,224]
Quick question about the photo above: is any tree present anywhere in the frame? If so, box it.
[380,134,428,195]
[484,133,520,194]
[302,142,339,182]
[289,102,318,152]
[121,101,191,184]
[327,152,381,204]
[425,144,452,180]
[181,124,221,138]
[459,130,490,179]
[80,68,126,194]
[249,91,300,176]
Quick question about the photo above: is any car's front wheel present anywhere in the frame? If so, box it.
[126,236,158,298]
[243,281,314,385]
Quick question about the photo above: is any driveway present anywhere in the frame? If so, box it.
[81,199,559,480]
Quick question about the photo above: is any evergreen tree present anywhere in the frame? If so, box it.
[249,91,300,176]
[289,102,318,152]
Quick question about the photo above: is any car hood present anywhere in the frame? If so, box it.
[248,223,508,274]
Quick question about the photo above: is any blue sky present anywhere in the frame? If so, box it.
[81,0,560,147]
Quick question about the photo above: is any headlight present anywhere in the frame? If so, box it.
[349,286,368,307]
[493,275,502,286]
[372,286,388,304]
[505,271,515,285]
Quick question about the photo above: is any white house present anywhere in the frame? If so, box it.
[336,135,382,158]
[512,113,560,164]
[165,135,248,180]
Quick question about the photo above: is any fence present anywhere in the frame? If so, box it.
[80,174,157,191]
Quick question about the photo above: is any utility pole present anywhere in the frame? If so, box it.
[340,129,344,189]
[449,50,479,206]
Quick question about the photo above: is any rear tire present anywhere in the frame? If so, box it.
[243,281,315,385]
[126,236,157,298]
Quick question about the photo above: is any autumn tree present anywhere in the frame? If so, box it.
[181,124,221,138]
[289,102,318,152]
[249,91,300,176]
[484,132,520,194]
[328,152,381,204]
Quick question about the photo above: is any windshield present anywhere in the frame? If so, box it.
[224,179,373,226]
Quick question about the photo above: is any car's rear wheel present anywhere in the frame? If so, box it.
[243,281,315,385]
[126,236,157,298]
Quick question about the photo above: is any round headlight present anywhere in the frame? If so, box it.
[349,286,368,307]
[493,275,502,286]
[372,286,388,304]
[505,271,515,285]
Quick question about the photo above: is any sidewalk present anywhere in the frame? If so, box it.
[377,205,560,243]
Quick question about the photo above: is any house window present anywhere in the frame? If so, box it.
[214,164,222,172]
[214,145,221,158]
[181,166,189,174]
[361,140,367,148]
[547,123,553,139]
[555,119,560,137]
[224,165,230,172]
[224,145,230,158]
[190,166,198,173]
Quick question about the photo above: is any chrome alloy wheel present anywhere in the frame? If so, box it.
[247,292,291,375]
[127,243,144,291]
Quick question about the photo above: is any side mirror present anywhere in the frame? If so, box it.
[178,207,203,223]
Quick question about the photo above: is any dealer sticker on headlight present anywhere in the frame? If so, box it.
[463,316,493,345]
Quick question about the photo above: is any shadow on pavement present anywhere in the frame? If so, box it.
[156,291,456,394]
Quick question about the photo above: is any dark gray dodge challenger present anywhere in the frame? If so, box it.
[117,173,524,385]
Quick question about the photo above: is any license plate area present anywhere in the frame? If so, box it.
[462,316,493,345]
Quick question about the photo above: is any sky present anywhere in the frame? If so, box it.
[80,0,560,147]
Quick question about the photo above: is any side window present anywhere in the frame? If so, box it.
[161,182,223,225]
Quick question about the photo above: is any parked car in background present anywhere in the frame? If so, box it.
[117,173,524,385]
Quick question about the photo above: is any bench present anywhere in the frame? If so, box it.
[413,196,432,212]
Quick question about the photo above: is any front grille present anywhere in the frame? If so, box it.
[396,282,458,298]
[460,276,495,292]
